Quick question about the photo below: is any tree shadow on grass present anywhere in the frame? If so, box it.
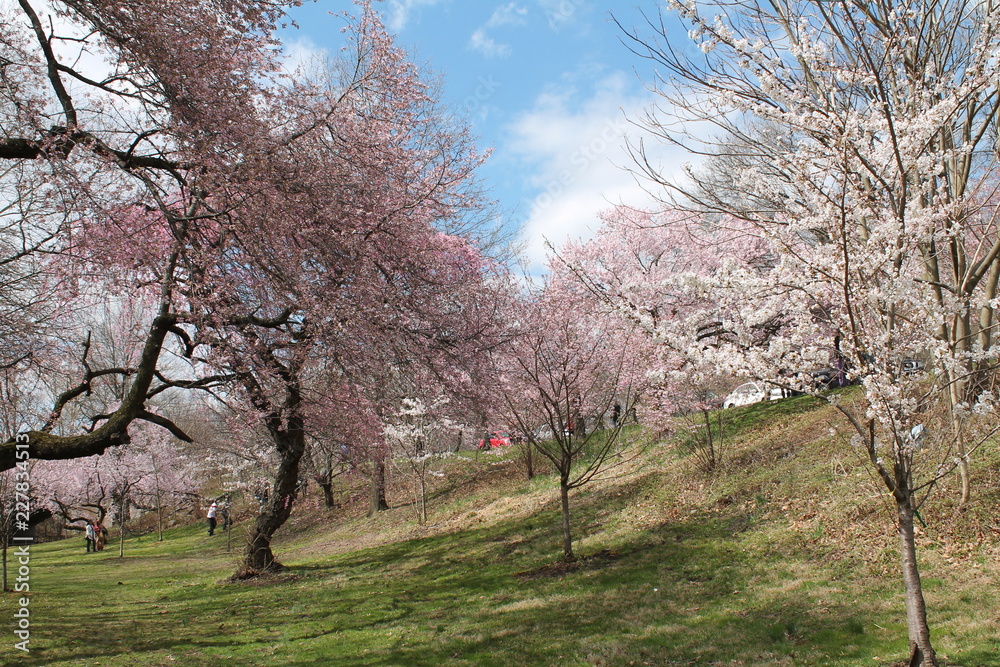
[24,468,988,667]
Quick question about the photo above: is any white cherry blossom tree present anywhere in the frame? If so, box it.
[618,1,1000,662]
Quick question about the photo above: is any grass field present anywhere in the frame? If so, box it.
[2,393,999,666]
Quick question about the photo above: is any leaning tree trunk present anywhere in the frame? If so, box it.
[897,496,938,666]
[236,424,305,579]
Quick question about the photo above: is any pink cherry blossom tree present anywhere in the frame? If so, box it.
[168,9,499,574]
[495,269,651,562]
[0,0,302,468]
[2,0,504,580]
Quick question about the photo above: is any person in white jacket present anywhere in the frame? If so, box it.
[207,501,218,536]
[85,522,95,553]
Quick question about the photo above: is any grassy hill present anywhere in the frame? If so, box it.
[3,392,999,666]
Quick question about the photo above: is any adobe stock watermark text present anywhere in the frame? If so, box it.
[12,433,32,653]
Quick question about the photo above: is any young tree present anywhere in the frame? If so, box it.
[138,435,198,542]
[302,420,361,511]
[618,1,1000,662]
[384,396,456,525]
[497,273,648,561]
[104,448,146,558]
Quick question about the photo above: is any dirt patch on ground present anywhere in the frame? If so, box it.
[226,570,302,585]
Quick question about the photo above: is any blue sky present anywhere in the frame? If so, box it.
[281,1,695,270]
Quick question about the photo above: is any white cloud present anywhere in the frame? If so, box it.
[468,3,527,59]
[504,71,697,273]
[487,2,529,27]
[468,28,512,59]
[279,37,328,77]
[386,0,449,32]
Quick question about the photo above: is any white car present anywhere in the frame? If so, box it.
[533,424,554,440]
[722,381,788,409]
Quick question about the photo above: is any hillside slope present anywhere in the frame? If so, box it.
[8,392,1000,666]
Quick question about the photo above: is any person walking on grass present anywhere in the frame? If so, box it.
[85,522,95,553]
[93,521,105,551]
[207,501,218,536]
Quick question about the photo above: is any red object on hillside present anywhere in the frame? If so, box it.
[478,431,512,449]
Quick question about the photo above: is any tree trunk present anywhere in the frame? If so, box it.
[235,426,305,579]
[154,484,164,542]
[560,477,574,561]
[118,497,125,558]
[702,408,716,471]
[948,379,971,506]
[947,314,972,505]
[956,429,970,506]
[156,497,163,542]
[320,482,335,508]
[898,499,938,666]
[368,457,389,517]
[417,469,427,524]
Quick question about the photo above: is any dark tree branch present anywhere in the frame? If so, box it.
[42,333,134,433]
[135,410,193,443]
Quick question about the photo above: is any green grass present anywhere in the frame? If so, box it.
[3,396,999,666]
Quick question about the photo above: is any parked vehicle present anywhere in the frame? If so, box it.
[533,424,554,441]
[478,431,512,449]
[808,367,841,388]
[811,357,923,386]
[722,381,788,409]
